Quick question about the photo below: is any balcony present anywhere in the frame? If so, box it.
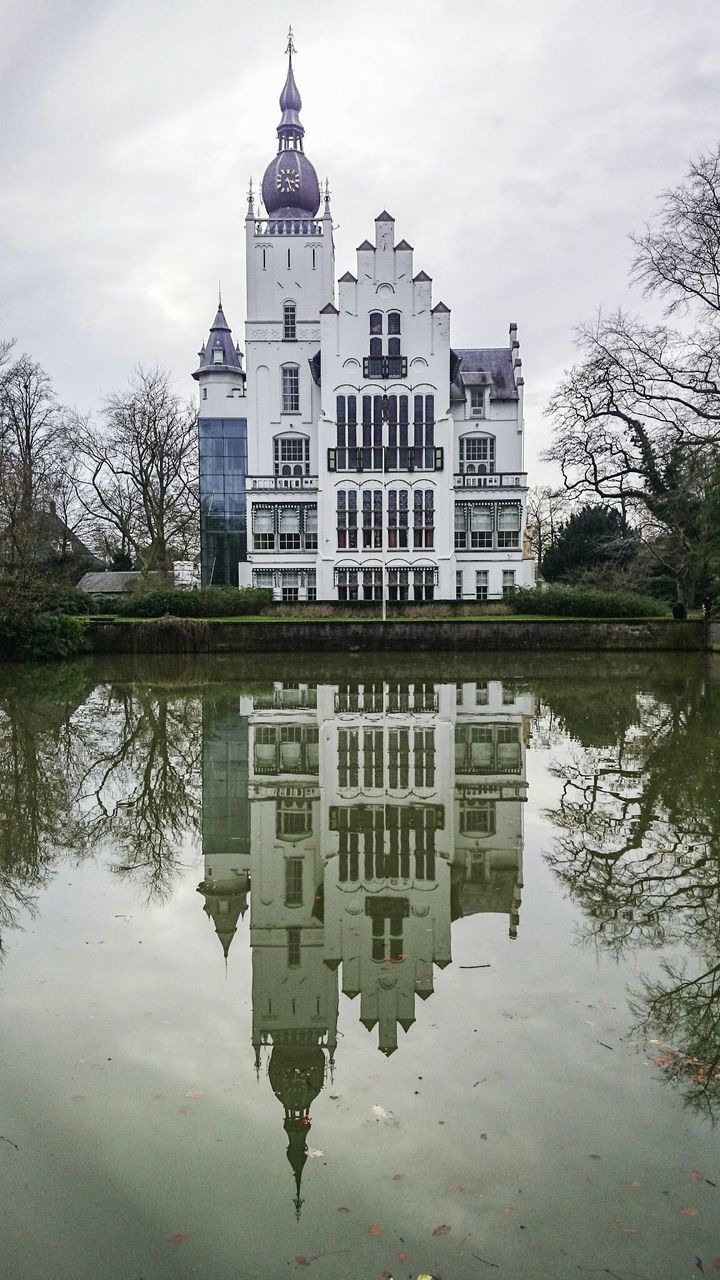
[247,475,319,491]
[453,472,527,489]
[362,356,408,379]
[253,218,325,236]
[328,446,444,473]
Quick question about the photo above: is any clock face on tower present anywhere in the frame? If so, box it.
[276,166,301,194]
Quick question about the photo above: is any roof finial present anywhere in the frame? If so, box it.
[286,25,296,60]
[218,280,222,310]
[247,176,254,209]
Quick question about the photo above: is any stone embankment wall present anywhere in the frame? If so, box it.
[86,618,707,655]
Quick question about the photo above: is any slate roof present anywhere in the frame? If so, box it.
[338,271,357,283]
[193,304,244,380]
[450,347,519,402]
[431,301,450,313]
[375,210,395,221]
[395,239,413,251]
[356,239,374,251]
[413,270,432,282]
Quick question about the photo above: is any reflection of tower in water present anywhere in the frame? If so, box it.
[199,678,531,1211]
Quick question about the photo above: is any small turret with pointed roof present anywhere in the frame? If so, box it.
[193,294,245,380]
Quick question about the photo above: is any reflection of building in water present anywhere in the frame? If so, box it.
[197,695,252,958]
[199,679,531,1208]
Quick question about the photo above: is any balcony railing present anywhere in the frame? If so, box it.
[247,475,318,491]
[253,218,324,236]
[453,472,527,489]
[362,356,408,379]
[328,446,444,473]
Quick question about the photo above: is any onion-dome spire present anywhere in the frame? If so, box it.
[261,30,320,218]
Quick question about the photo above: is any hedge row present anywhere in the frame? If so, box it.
[90,586,273,618]
[506,586,668,618]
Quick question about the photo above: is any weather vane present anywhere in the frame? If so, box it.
[286,26,296,57]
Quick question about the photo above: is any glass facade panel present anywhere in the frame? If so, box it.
[199,418,248,586]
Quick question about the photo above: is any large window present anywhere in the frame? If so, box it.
[470,387,485,416]
[337,490,358,549]
[413,489,434,549]
[281,365,300,412]
[274,435,310,476]
[388,489,409,549]
[455,502,521,551]
[252,504,317,552]
[388,567,436,603]
[459,435,495,473]
[336,567,382,602]
[476,570,489,601]
[497,506,521,549]
[455,503,493,550]
[362,490,383,548]
[252,568,316,600]
[283,301,297,340]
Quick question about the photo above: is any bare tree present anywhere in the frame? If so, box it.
[546,146,720,605]
[0,351,79,578]
[73,365,199,576]
[524,486,573,568]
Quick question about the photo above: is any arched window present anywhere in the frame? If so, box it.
[369,336,382,358]
[459,435,496,474]
[369,311,383,335]
[283,301,297,340]
[387,311,401,335]
[273,434,310,476]
[281,365,300,412]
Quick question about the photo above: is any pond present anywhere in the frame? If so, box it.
[0,651,718,1280]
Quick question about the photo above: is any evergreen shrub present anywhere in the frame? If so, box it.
[506,586,669,618]
[0,611,87,660]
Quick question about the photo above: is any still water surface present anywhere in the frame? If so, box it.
[0,652,718,1280]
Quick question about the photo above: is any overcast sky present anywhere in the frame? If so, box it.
[1,0,719,477]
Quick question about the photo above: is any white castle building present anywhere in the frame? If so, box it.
[194,37,534,602]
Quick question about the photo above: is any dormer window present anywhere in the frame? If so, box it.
[283,301,297,340]
[212,347,223,364]
[470,387,485,416]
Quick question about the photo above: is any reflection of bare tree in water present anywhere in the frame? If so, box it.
[0,667,91,953]
[0,670,203,954]
[75,684,202,901]
[539,669,720,1116]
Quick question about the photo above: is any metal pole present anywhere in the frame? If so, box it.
[381,482,387,623]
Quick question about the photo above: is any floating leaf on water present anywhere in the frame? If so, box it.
[336,1206,351,1213]
[691,1170,704,1181]
[432,1224,451,1235]
[178,1105,191,1114]
[680,1207,700,1216]
[294,1256,309,1266]
[392,1173,404,1181]
[448,1184,464,1193]
[170,1233,189,1243]
[368,1224,382,1237]
[631,1180,644,1188]
[397,1251,409,1261]
[185,1091,203,1099]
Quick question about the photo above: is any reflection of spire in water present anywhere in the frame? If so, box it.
[197,874,250,958]
[268,1041,326,1218]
